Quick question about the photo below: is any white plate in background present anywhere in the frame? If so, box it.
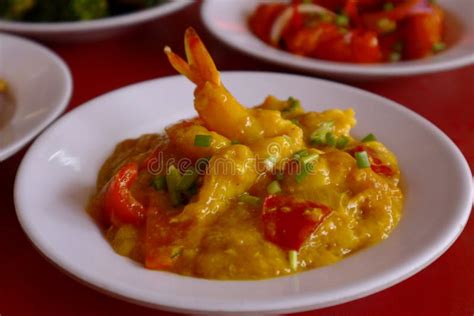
[201,0,474,79]
[0,33,72,161]
[0,0,192,42]
[15,72,473,314]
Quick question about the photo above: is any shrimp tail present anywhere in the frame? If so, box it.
[164,27,220,87]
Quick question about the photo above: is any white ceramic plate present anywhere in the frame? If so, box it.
[15,73,472,314]
[0,0,192,42]
[201,0,474,79]
[0,33,72,161]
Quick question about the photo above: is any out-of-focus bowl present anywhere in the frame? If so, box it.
[0,32,72,161]
[0,0,192,42]
[201,0,474,79]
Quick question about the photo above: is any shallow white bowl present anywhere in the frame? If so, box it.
[0,32,72,161]
[15,72,472,314]
[201,0,474,79]
[0,0,192,42]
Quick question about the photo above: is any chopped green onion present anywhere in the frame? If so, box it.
[361,133,377,143]
[296,162,313,183]
[390,41,403,62]
[177,168,199,191]
[151,175,166,191]
[377,18,396,33]
[182,184,198,199]
[293,149,309,161]
[231,139,240,145]
[336,136,349,149]
[289,250,298,271]
[238,193,262,206]
[325,132,337,147]
[432,42,446,53]
[194,134,212,147]
[389,52,401,62]
[383,2,394,11]
[291,118,301,126]
[276,171,285,181]
[335,14,349,27]
[310,121,334,145]
[355,151,371,169]
[293,149,309,160]
[166,165,183,206]
[283,97,301,112]
[300,152,319,165]
[267,180,282,195]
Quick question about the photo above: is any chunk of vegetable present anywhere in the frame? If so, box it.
[262,195,331,250]
[104,162,145,226]
[166,165,183,206]
[355,151,371,169]
[151,175,166,191]
[267,180,282,194]
[194,134,213,147]
[289,250,298,271]
[238,193,262,206]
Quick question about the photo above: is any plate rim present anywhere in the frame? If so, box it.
[0,32,73,161]
[14,72,473,313]
[0,0,192,34]
[200,0,474,77]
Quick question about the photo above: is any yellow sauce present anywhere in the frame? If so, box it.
[88,27,402,280]
[88,97,403,280]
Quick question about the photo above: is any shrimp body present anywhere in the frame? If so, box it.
[194,82,265,143]
[165,27,304,167]
[166,119,231,160]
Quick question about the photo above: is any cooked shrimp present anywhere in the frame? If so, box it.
[145,145,258,269]
[166,119,231,160]
[164,27,304,169]
[175,144,258,224]
[164,28,263,143]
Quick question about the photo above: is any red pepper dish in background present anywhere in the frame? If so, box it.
[87,28,403,280]
[249,0,445,63]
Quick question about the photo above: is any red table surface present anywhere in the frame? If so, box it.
[1,2,473,315]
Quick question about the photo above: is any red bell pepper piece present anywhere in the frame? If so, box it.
[402,5,444,59]
[313,28,382,63]
[104,162,145,226]
[351,30,383,62]
[262,195,332,250]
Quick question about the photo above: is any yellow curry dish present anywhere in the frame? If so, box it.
[88,27,403,280]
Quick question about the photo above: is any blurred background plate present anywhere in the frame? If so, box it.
[0,32,72,161]
[201,0,474,80]
[0,0,192,42]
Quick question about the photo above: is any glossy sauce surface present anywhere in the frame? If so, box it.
[88,97,403,280]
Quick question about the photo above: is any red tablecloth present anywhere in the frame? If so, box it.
[1,2,473,315]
